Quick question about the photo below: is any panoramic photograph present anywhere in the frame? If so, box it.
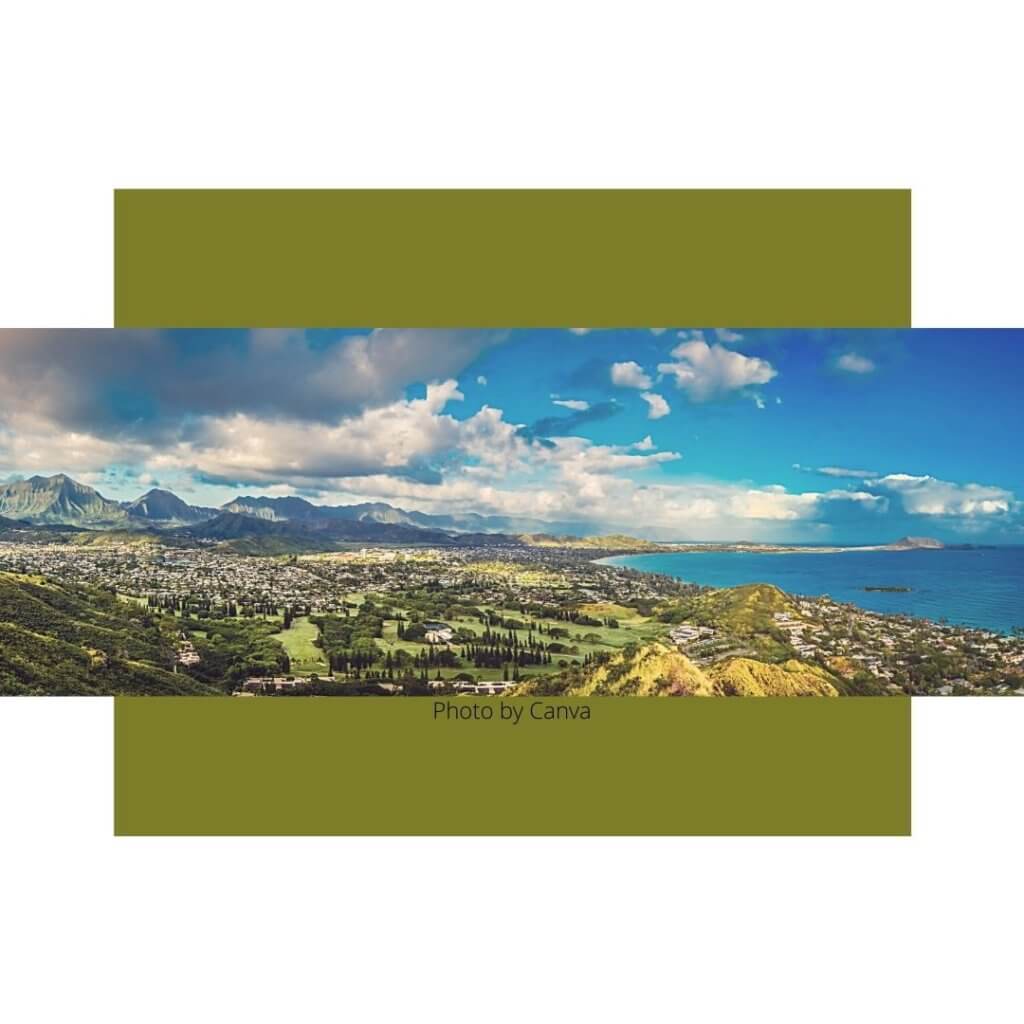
[0,327,1021,697]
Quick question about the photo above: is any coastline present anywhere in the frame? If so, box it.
[595,546,1021,636]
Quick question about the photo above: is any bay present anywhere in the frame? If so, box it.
[603,547,1024,634]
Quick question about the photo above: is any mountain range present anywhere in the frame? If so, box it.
[221,494,588,535]
[0,474,954,553]
[0,473,586,545]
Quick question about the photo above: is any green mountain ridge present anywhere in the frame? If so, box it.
[123,488,216,523]
[0,474,127,526]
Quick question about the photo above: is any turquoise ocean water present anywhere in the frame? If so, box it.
[603,547,1024,634]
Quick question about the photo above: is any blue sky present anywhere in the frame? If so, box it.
[0,328,1020,542]
[467,328,1023,495]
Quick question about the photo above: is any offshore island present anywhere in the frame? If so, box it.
[1,474,1022,699]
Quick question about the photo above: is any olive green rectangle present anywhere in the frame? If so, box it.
[114,697,910,835]
[113,187,911,834]
[114,189,910,327]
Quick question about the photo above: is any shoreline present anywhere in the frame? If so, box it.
[595,548,1017,637]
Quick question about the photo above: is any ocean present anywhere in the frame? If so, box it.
[602,546,1024,635]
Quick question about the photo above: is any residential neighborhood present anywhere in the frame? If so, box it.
[2,533,1022,697]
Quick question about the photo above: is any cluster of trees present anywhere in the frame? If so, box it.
[181,618,292,689]
[467,644,554,671]
[392,588,477,624]
[312,602,386,677]
[146,593,306,620]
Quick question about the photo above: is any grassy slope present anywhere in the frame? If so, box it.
[550,583,841,696]
[275,615,329,675]
[570,642,715,696]
[686,583,797,634]
[0,571,218,695]
[552,639,840,697]
[709,658,839,697]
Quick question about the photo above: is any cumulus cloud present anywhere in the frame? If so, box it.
[610,361,653,390]
[0,328,506,439]
[657,339,777,401]
[640,392,671,419]
[837,352,876,374]
[315,470,891,541]
[250,392,456,477]
[0,417,154,477]
[568,328,592,335]
[0,378,520,492]
[785,466,1019,526]
[3,329,1015,543]
[476,375,488,386]
[873,473,1015,517]
[0,383,931,542]
[144,380,502,486]
[714,328,743,343]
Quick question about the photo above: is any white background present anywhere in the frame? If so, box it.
[1,2,1023,1021]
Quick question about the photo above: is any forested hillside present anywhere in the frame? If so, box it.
[0,572,219,695]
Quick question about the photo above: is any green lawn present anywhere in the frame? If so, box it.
[276,616,329,675]
[373,605,669,681]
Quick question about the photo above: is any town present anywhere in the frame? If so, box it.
[1,536,1022,697]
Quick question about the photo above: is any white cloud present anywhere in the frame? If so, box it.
[568,328,591,335]
[714,328,743,343]
[610,361,653,389]
[649,328,668,336]
[657,339,777,401]
[154,380,475,485]
[751,394,766,410]
[5,332,1014,542]
[476,375,488,386]
[317,470,891,541]
[0,328,506,437]
[793,464,880,480]
[0,413,153,476]
[0,388,923,541]
[640,392,671,419]
[873,473,1014,517]
[837,352,876,374]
